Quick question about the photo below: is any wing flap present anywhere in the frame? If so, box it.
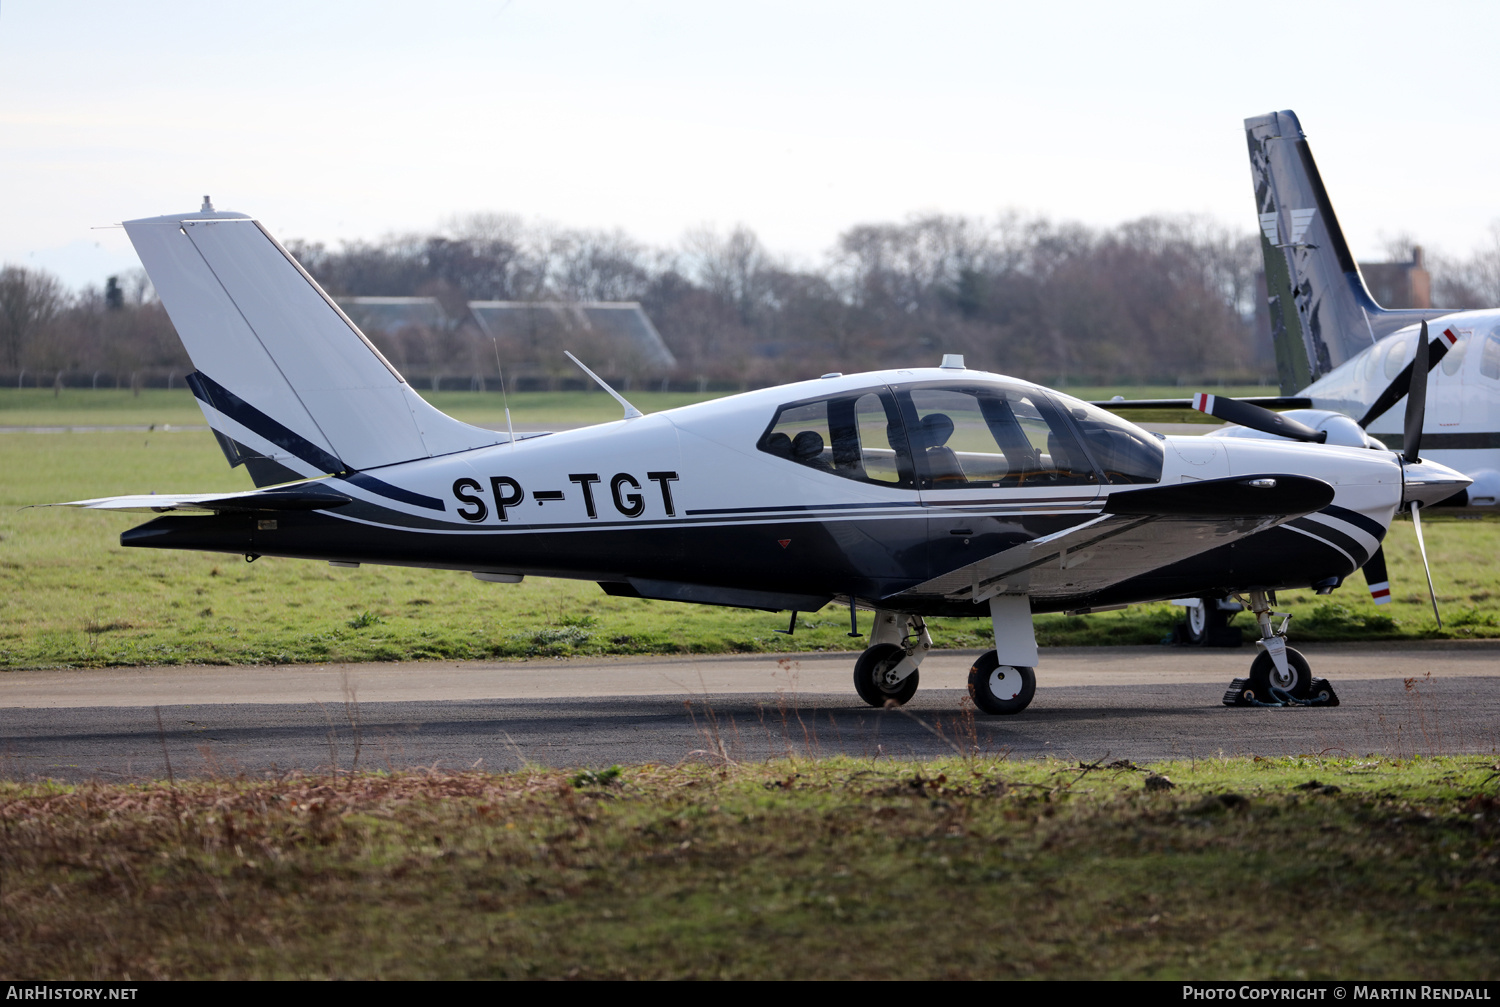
[898,474,1335,603]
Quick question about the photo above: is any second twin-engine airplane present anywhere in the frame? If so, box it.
[1109,110,1500,644]
[1241,108,1500,514]
[59,203,1470,713]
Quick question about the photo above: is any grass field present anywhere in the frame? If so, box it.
[2,388,1497,670]
[0,387,727,430]
[0,384,1276,430]
[0,756,1494,979]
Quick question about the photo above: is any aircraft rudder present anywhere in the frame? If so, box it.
[1244,110,1387,391]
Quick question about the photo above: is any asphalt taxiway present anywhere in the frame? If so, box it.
[2,644,1496,781]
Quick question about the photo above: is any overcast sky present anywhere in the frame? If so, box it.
[5,0,1500,290]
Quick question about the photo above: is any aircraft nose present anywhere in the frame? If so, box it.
[1401,457,1472,509]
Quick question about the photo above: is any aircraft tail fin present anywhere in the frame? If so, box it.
[123,208,501,484]
[1245,111,1451,394]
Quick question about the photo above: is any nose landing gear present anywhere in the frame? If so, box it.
[1223,590,1340,707]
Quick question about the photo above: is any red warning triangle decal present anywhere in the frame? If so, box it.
[778,539,791,549]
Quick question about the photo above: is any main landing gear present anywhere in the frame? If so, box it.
[852,606,1038,717]
[967,652,1035,715]
[853,612,931,707]
[851,602,1040,716]
[1222,589,1339,707]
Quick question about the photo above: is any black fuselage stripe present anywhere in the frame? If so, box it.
[342,472,446,512]
[685,499,1099,516]
[1287,517,1368,566]
[188,371,346,474]
[326,507,980,534]
[686,501,920,515]
[1317,504,1387,541]
[1371,432,1500,450]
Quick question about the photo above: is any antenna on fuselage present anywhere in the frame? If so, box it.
[492,337,516,452]
[564,351,643,420]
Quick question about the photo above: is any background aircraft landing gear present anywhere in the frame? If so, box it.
[852,612,930,707]
[967,651,1036,715]
[1173,596,1243,647]
[1222,591,1339,707]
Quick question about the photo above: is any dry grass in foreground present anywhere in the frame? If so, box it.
[1,756,1496,980]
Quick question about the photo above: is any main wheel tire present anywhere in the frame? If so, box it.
[853,643,920,707]
[1185,598,1233,645]
[1185,600,1209,644]
[967,650,1036,715]
[1247,647,1313,701]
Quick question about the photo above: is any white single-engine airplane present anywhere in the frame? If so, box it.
[58,203,1469,712]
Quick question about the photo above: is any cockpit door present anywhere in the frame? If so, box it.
[896,382,1103,578]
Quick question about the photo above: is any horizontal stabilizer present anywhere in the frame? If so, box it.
[53,483,353,514]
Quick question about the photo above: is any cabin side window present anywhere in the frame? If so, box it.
[757,390,914,488]
[1441,331,1471,377]
[1481,328,1500,381]
[896,385,1098,490]
[1385,331,1416,380]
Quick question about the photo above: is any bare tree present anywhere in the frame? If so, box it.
[0,266,65,370]
[1432,222,1500,307]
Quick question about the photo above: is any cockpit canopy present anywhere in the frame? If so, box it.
[757,379,1163,489]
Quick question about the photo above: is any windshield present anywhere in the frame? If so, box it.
[1049,393,1164,485]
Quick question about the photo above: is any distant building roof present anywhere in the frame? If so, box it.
[1358,247,1431,309]
[337,296,450,334]
[469,301,676,370]
[335,297,675,372]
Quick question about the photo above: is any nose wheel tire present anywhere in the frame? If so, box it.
[853,643,920,707]
[1247,647,1313,700]
[967,650,1036,715]
[1223,646,1338,706]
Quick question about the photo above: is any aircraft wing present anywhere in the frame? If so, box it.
[1091,396,1312,411]
[50,483,353,514]
[896,474,1335,604]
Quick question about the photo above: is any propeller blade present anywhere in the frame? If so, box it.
[1362,546,1391,606]
[1403,321,1431,464]
[1409,502,1441,628]
[1191,393,1327,443]
[1356,324,1458,430]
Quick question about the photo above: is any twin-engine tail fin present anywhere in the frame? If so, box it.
[123,208,501,485]
[1245,110,1452,394]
